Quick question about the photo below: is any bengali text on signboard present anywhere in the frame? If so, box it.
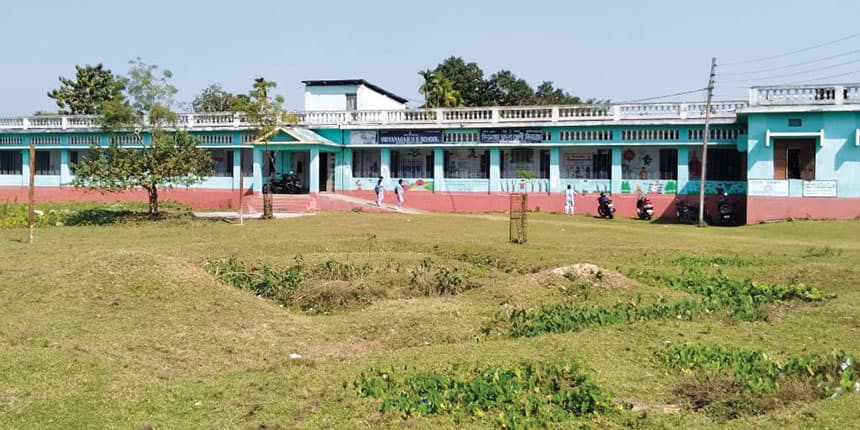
[802,180,837,197]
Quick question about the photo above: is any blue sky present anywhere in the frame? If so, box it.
[2,0,860,115]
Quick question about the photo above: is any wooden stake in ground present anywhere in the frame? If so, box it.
[238,150,244,225]
[28,139,35,243]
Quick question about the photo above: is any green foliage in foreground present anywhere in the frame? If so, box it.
[0,201,189,228]
[507,270,825,338]
[351,361,613,428]
[204,257,308,307]
[656,343,859,396]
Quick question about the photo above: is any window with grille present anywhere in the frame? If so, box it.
[352,149,380,177]
[0,151,22,174]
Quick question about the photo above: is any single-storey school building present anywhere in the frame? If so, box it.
[1,79,859,223]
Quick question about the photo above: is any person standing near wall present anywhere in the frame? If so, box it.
[375,177,384,207]
[395,179,405,211]
[564,184,575,215]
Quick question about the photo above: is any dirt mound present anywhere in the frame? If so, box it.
[548,263,640,289]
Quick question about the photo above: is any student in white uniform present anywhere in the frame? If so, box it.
[394,179,405,210]
[564,184,575,215]
[374,177,384,207]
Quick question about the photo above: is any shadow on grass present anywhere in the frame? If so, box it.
[62,209,189,226]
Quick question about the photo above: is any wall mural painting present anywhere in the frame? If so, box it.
[559,179,611,194]
[500,178,549,193]
[622,148,661,180]
[681,180,748,195]
[621,179,678,194]
[403,178,433,191]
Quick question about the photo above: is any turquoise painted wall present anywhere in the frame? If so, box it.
[746,111,860,197]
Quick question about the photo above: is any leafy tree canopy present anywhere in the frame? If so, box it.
[418,70,464,108]
[193,84,249,113]
[47,64,126,115]
[421,57,600,107]
[73,59,212,214]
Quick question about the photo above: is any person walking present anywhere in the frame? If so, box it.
[394,179,405,210]
[375,177,384,207]
[564,184,575,215]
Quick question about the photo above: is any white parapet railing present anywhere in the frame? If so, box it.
[0,102,746,132]
[749,83,860,106]
[6,83,860,132]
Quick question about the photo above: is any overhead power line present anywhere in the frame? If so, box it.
[789,69,860,84]
[720,32,860,67]
[619,88,707,103]
[719,48,860,76]
[720,57,860,84]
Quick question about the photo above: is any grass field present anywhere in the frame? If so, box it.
[1,206,859,429]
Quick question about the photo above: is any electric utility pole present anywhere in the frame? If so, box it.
[27,138,35,243]
[698,57,716,226]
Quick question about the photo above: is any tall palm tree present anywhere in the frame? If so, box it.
[418,70,463,108]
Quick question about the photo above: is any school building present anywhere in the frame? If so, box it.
[1,79,859,223]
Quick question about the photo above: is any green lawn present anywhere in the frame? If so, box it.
[1,209,858,429]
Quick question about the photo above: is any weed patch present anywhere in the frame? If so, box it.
[350,361,613,427]
[409,258,476,296]
[656,343,859,397]
[802,245,843,258]
[204,257,307,307]
[313,260,371,281]
[503,271,825,338]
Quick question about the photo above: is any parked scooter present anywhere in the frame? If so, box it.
[597,192,615,219]
[716,192,733,226]
[636,193,655,220]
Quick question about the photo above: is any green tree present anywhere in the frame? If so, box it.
[72,59,213,214]
[418,70,464,108]
[486,70,535,106]
[237,77,293,219]
[432,57,488,106]
[47,64,126,115]
[535,81,582,105]
[422,57,599,107]
[193,84,247,113]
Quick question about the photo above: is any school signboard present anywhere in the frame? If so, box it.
[479,129,543,143]
[378,130,442,145]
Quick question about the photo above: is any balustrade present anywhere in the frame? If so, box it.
[6,82,860,132]
[749,84,860,106]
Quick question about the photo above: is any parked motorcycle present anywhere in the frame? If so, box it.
[716,192,733,226]
[263,171,303,194]
[597,193,615,219]
[636,194,655,220]
[676,198,710,224]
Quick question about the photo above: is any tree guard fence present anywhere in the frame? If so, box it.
[509,193,528,244]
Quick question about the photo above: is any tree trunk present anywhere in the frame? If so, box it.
[148,185,159,214]
[263,190,273,219]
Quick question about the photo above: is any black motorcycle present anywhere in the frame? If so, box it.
[716,192,733,226]
[264,172,302,194]
[676,199,710,225]
[597,194,615,219]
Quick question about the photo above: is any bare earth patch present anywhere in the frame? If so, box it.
[548,263,641,289]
